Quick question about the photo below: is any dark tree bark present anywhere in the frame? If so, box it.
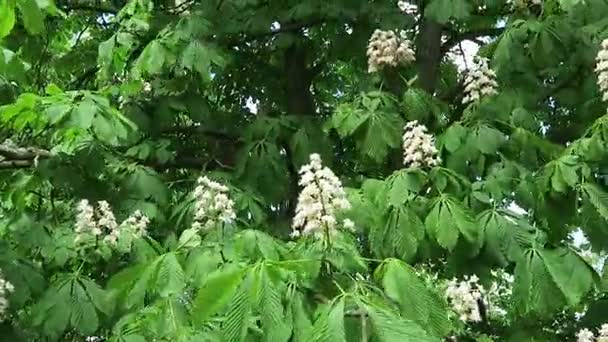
[415,18,443,94]
[284,43,317,116]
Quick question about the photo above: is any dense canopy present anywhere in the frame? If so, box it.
[1,0,608,341]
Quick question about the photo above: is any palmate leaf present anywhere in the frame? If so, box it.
[370,205,425,261]
[290,292,313,342]
[310,298,346,342]
[541,155,580,193]
[222,275,254,342]
[425,195,481,251]
[581,182,608,221]
[512,246,597,317]
[384,169,426,207]
[32,274,110,338]
[192,265,246,323]
[424,0,471,24]
[363,301,439,342]
[259,265,291,342]
[329,92,403,162]
[374,259,451,338]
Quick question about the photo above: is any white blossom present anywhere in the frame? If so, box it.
[292,154,352,239]
[445,275,487,323]
[0,271,14,320]
[397,1,418,14]
[123,210,150,237]
[598,324,608,342]
[577,328,595,342]
[85,337,103,342]
[143,81,152,93]
[74,200,150,247]
[402,120,440,169]
[596,39,608,103]
[462,57,498,104]
[191,176,236,230]
[75,200,101,241]
[367,29,415,73]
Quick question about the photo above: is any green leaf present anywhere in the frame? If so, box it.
[513,247,596,316]
[291,292,313,342]
[136,40,167,75]
[311,298,346,342]
[440,123,468,153]
[471,125,505,155]
[425,0,471,24]
[17,0,45,34]
[425,196,480,251]
[156,252,185,297]
[364,302,438,342]
[375,259,451,337]
[385,169,426,207]
[222,281,252,342]
[581,182,608,221]
[371,206,425,261]
[0,0,15,38]
[192,266,245,323]
[72,100,97,129]
[259,266,291,342]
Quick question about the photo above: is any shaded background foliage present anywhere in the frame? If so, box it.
[1,0,608,340]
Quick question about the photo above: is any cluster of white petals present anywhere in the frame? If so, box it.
[462,57,499,104]
[366,29,415,73]
[143,81,152,93]
[402,120,441,169]
[191,176,236,231]
[595,39,608,104]
[74,200,149,246]
[0,271,14,320]
[445,275,487,323]
[291,154,352,239]
[397,1,418,14]
[577,324,608,342]
[507,0,542,9]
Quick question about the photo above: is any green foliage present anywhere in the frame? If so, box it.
[0,0,607,340]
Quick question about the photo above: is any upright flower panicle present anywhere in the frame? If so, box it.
[291,154,352,239]
[599,324,608,342]
[0,271,14,320]
[123,210,150,237]
[445,275,487,323]
[74,200,149,247]
[367,29,415,73]
[402,120,441,169]
[462,57,499,104]
[397,0,418,14]
[578,324,608,342]
[191,176,236,231]
[578,328,596,342]
[75,200,101,241]
[595,39,608,104]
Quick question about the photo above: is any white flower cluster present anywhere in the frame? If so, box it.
[577,324,608,342]
[291,154,353,239]
[445,275,487,323]
[402,120,441,169]
[366,29,415,73]
[191,176,236,231]
[0,271,14,320]
[74,200,149,246]
[595,39,608,104]
[462,57,499,104]
[397,1,418,14]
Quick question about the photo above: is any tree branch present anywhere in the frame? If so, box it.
[55,0,120,14]
[441,27,505,54]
